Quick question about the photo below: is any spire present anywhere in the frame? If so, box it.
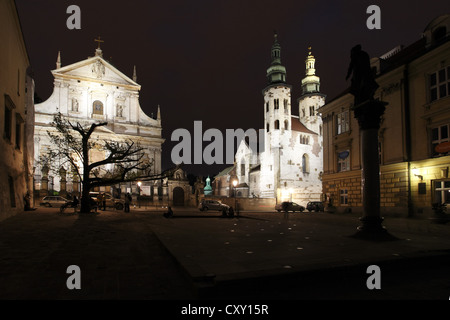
[56,51,61,69]
[266,32,287,85]
[157,104,161,122]
[301,47,321,95]
[133,65,137,82]
[305,46,316,76]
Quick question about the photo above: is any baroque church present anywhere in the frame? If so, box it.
[33,41,164,199]
[234,34,325,205]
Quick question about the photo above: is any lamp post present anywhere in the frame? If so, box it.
[233,179,238,214]
[137,181,142,208]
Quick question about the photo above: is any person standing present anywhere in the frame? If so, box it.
[124,192,131,213]
[101,193,106,211]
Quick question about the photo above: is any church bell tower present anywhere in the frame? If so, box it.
[298,47,326,134]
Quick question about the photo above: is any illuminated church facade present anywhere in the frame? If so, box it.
[234,35,325,205]
[33,43,164,198]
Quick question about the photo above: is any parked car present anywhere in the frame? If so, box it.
[199,199,230,212]
[306,201,325,212]
[275,201,305,212]
[89,192,124,210]
[40,196,69,207]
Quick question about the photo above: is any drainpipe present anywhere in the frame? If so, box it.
[403,64,414,217]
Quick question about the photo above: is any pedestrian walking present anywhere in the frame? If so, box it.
[101,193,106,211]
[72,195,79,213]
[124,192,131,213]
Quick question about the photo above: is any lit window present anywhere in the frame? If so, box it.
[429,67,449,102]
[337,150,350,172]
[340,189,348,205]
[432,124,449,157]
[337,110,350,135]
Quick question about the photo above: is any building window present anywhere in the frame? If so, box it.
[336,110,350,135]
[284,120,289,130]
[274,120,280,130]
[274,99,279,110]
[300,135,309,145]
[432,124,449,157]
[337,150,350,172]
[340,189,348,205]
[302,108,305,118]
[309,106,315,116]
[266,123,270,132]
[302,154,309,173]
[434,180,450,204]
[319,124,322,136]
[93,100,103,115]
[15,113,23,150]
[429,67,449,102]
[240,163,245,176]
[8,175,16,208]
[284,99,288,111]
[4,95,15,142]
[266,102,269,112]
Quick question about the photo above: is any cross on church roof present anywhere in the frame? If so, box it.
[94,36,104,49]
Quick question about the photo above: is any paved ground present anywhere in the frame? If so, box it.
[0,206,449,301]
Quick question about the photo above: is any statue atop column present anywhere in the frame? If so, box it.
[346,44,379,106]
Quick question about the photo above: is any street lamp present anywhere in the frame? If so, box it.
[232,179,238,213]
[137,181,142,208]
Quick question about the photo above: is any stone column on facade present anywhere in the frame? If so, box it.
[153,183,159,203]
[72,171,80,197]
[40,165,49,196]
[59,167,68,198]
[352,99,396,240]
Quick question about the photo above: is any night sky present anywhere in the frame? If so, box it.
[15,0,450,177]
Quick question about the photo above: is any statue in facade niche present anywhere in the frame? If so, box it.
[72,98,79,112]
[116,104,123,117]
[346,44,379,106]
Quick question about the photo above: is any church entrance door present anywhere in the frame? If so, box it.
[173,187,184,206]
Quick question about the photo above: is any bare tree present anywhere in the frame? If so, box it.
[39,113,175,213]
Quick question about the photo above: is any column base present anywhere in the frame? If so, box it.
[351,216,399,241]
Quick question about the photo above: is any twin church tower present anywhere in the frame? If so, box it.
[235,33,325,204]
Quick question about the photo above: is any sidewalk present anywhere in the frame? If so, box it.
[149,209,450,299]
[0,206,449,300]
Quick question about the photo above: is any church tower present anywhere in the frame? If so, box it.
[297,47,326,134]
[261,33,292,198]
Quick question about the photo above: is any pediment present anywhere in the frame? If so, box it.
[53,55,139,88]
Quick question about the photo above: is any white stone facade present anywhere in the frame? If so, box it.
[235,40,325,207]
[34,47,164,196]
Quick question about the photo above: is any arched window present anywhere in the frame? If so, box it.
[93,100,103,115]
[274,120,280,130]
[266,123,270,132]
[274,99,279,110]
[284,120,289,130]
[302,154,309,173]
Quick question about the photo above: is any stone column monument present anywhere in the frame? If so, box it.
[346,44,396,240]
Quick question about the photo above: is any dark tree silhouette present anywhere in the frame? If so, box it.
[39,113,177,213]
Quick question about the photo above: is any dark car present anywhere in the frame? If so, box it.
[306,201,324,212]
[275,201,305,212]
[199,199,230,212]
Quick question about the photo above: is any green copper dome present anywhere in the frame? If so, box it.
[266,33,287,85]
